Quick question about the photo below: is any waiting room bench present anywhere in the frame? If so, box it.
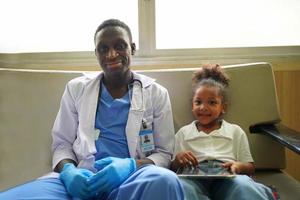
[0,62,299,199]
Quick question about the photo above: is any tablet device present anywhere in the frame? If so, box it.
[176,164,236,179]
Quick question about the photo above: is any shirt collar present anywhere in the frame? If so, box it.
[183,120,234,141]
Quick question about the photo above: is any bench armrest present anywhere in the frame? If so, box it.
[250,124,300,155]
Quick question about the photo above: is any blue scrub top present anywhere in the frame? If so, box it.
[94,83,131,160]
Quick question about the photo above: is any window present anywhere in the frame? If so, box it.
[0,0,138,53]
[156,0,300,49]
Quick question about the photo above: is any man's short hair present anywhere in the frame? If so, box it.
[94,19,133,43]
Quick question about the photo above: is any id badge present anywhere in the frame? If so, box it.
[139,129,155,153]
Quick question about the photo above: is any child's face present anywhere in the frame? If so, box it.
[192,85,226,131]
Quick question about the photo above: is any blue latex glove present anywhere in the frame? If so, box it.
[88,157,137,195]
[59,163,94,199]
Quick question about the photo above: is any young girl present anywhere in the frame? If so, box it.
[171,64,274,200]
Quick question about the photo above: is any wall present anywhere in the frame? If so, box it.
[274,70,300,181]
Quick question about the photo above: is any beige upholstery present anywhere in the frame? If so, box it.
[0,70,81,189]
[0,63,299,199]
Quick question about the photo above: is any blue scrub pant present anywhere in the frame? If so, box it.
[180,175,274,200]
[0,165,184,200]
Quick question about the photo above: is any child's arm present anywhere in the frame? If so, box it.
[170,151,198,171]
[222,161,255,175]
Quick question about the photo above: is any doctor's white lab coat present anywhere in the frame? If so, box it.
[51,71,175,174]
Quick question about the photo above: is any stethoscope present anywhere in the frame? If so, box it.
[129,79,148,130]
[128,78,144,112]
[129,78,143,90]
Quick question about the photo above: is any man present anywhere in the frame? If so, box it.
[0,19,184,200]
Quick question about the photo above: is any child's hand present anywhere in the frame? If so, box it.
[174,151,198,168]
[222,161,241,174]
[222,161,255,175]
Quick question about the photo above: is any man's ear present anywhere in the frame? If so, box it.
[131,43,136,55]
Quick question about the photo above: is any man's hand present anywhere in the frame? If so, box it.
[88,157,136,195]
[59,163,94,199]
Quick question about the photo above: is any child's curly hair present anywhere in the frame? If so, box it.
[192,64,230,103]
